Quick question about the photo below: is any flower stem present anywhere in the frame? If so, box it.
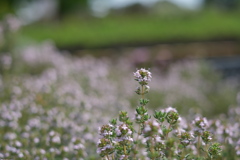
[133,125,141,159]
[124,145,127,155]
[150,137,155,160]
[204,144,209,159]
[141,85,144,100]
[166,124,171,139]
[197,135,201,157]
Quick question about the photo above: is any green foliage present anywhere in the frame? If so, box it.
[153,111,166,123]
[208,143,222,158]
[0,0,16,18]
[58,0,88,16]
[20,10,240,48]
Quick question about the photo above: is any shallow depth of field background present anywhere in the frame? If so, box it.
[0,0,240,159]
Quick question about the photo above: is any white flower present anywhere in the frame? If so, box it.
[15,141,22,147]
[40,149,46,155]
[49,131,55,136]
[122,124,128,130]
[0,153,4,158]
[115,127,121,136]
[63,146,69,152]
[18,152,24,158]
[155,136,164,144]
[120,154,128,160]
[74,144,84,150]
[144,124,151,132]
[165,106,177,113]
[236,146,240,155]
[152,120,159,127]
[34,137,40,143]
[237,150,240,156]
[49,148,55,152]
[52,136,61,144]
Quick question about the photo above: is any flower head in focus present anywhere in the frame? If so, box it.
[133,68,152,85]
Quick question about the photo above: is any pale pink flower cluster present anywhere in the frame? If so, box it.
[115,124,133,142]
[193,117,208,130]
[133,68,152,84]
[165,106,177,113]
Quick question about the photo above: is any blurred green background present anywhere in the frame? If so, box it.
[1,0,240,52]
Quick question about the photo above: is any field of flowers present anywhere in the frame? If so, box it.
[0,16,240,159]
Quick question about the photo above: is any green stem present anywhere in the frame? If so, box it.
[140,85,146,133]
[166,124,171,139]
[133,125,141,159]
[150,137,155,160]
[106,155,110,160]
[205,144,210,159]
[141,85,144,100]
[181,146,186,160]
[124,145,127,155]
[197,135,201,158]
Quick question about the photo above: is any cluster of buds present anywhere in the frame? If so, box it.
[179,132,194,147]
[133,68,152,85]
[143,120,161,137]
[97,111,134,159]
[193,117,208,136]
[155,135,165,150]
[154,107,179,124]
[153,107,179,140]
[99,124,114,138]
[134,68,151,95]
[97,124,115,157]
[153,110,167,123]
[143,120,166,159]
[115,123,133,144]
[114,123,133,159]
[135,85,150,95]
[208,143,222,158]
[97,138,115,157]
[119,111,131,124]
[192,117,218,158]
[201,131,212,144]
[166,107,179,125]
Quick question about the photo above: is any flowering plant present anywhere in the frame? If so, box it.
[97,68,222,159]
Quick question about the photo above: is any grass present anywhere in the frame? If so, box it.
[20,9,240,49]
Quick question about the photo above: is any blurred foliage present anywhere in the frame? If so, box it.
[1,0,240,19]
[204,0,240,10]
[20,9,240,49]
[0,0,17,18]
[0,0,89,19]
[58,0,88,17]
